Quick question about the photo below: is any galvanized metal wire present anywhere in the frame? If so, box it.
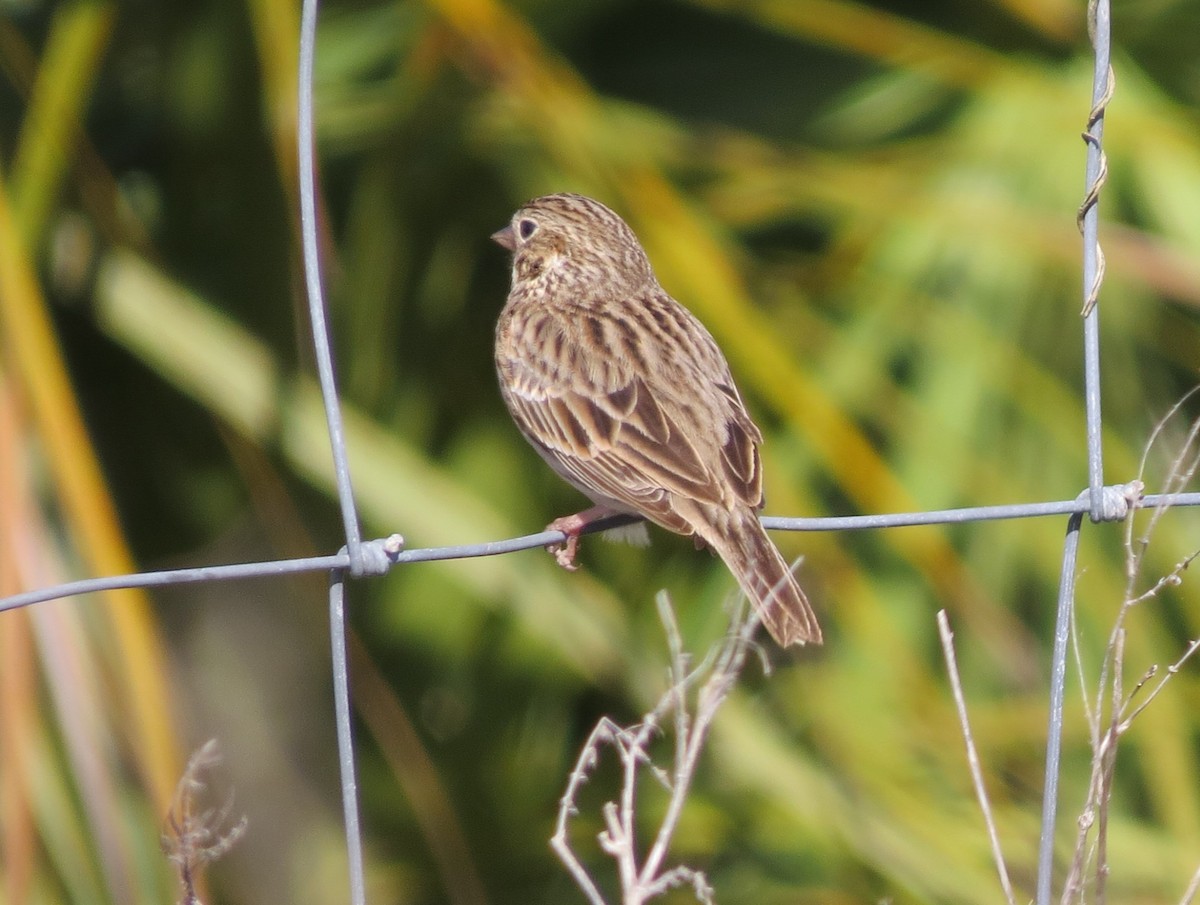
[12,488,1200,617]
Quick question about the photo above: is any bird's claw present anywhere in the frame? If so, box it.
[548,533,581,571]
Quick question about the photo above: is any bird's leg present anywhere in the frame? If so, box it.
[546,505,622,571]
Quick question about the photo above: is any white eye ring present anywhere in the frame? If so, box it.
[518,218,538,240]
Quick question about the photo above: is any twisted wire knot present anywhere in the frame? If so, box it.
[345,534,406,577]
[1084,481,1143,522]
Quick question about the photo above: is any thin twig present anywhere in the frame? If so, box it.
[553,593,762,904]
[1119,638,1200,730]
[936,611,1016,905]
[1179,860,1200,905]
[161,740,247,905]
[551,719,624,905]
[1093,627,1124,905]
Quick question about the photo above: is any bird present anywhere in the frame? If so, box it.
[491,193,821,647]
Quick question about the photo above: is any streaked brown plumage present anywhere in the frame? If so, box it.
[492,193,821,647]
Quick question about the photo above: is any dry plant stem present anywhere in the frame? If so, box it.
[1122,638,1200,728]
[936,611,1017,905]
[161,740,247,905]
[1094,629,1123,905]
[1129,392,1200,567]
[552,594,760,905]
[1180,860,1200,905]
[640,599,757,898]
[553,719,627,905]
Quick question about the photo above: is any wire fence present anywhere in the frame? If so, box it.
[2,0,1193,903]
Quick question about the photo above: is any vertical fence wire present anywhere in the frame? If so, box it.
[298,1,369,902]
[1038,3,1114,900]
[1081,0,1113,519]
[298,0,364,573]
[329,571,367,905]
[1037,511,1085,905]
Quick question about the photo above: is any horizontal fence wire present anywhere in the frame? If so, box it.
[1,0,1181,903]
[4,489,1198,615]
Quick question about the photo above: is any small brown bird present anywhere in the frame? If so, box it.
[492,193,821,647]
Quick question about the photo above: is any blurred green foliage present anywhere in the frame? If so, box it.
[4,0,1200,903]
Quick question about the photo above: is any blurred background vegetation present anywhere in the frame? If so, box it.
[3,0,1200,902]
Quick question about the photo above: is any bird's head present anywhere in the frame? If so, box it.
[492,193,655,296]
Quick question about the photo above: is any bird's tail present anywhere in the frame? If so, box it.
[705,507,822,647]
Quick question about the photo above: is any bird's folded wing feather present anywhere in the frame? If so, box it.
[501,301,764,524]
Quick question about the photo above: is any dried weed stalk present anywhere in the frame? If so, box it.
[161,739,247,905]
[552,592,766,905]
[938,610,1018,905]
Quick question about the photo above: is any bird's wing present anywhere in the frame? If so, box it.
[499,293,763,530]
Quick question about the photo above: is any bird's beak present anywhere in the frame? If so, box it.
[491,225,516,251]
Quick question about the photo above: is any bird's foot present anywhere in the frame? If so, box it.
[546,505,620,571]
[548,534,581,570]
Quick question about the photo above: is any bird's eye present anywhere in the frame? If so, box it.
[518,218,538,240]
